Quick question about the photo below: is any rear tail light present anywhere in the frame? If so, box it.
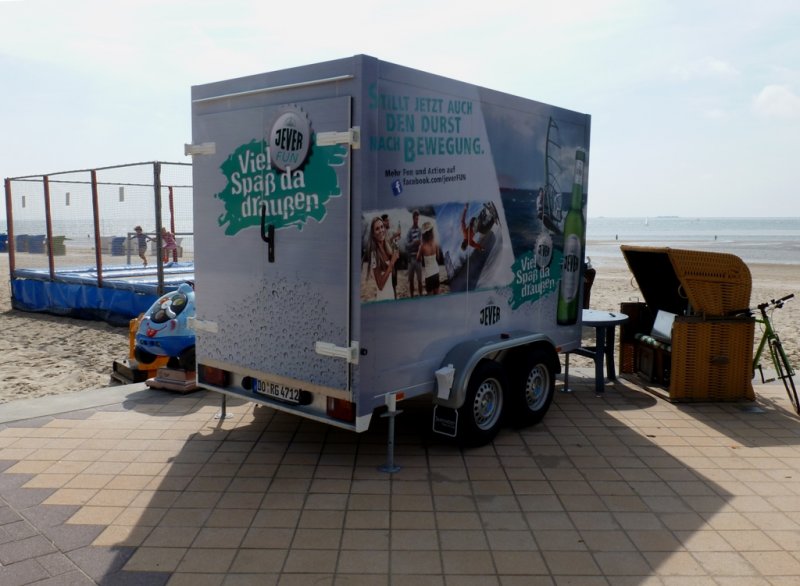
[198,364,230,387]
[327,397,355,422]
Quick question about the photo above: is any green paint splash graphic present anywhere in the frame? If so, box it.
[215,138,347,235]
[508,250,561,310]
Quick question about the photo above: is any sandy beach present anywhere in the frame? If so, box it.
[1,246,798,404]
[0,254,129,404]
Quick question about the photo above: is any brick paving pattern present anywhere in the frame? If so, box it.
[1,370,799,585]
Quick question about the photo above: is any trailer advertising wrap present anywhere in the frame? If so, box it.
[190,55,590,446]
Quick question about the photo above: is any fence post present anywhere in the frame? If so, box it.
[168,186,177,263]
[153,162,164,295]
[4,177,16,277]
[90,170,103,288]
[42,175,55,280]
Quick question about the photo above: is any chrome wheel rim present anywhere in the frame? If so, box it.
[473,377,503,430]
[524,364,550,411]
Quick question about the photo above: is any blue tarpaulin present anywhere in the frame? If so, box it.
[9,263,195,326]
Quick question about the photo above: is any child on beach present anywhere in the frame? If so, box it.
[130,226,153,267]
[161,227,178,263]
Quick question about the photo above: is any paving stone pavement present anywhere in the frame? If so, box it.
[1,370,800,585]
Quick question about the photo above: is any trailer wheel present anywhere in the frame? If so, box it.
[508,349,555,427]
[457,361,507,447]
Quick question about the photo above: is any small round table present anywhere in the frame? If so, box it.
[563,309,629,395]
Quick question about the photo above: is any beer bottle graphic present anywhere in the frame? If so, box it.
[556,150,586,325]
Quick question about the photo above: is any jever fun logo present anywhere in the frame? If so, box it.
[215,106,348,235]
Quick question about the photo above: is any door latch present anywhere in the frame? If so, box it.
[260,206,275,262]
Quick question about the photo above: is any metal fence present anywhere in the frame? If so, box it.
[3,161,192,293]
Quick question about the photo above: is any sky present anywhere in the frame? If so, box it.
[1,0,798,219]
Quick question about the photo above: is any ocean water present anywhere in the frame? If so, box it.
[586,216,800,268]
[3,218,195,253]
[5,215,799,267]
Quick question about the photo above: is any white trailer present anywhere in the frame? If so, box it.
[188,55,591,447]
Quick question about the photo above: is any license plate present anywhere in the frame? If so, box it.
[253,380,301,404]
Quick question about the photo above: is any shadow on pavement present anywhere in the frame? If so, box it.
[1,372,800,584]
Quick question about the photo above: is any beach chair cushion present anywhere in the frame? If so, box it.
[634,310,676,352]
[634,310,677,385]
[634,333,671,352]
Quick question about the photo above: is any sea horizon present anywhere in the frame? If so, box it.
[4,215,799,267]
[586,216,800,268]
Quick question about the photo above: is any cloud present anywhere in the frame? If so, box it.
[671,57,740,82]
[753,85,800,119]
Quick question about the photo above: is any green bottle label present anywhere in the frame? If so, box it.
[560,234,581,303]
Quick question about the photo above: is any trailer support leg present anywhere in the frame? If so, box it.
[378,393,402,474]
[215,393,233,420]
[561,353,573,393]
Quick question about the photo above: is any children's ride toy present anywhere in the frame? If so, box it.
[134,282,196,371]
[111,316,169,383]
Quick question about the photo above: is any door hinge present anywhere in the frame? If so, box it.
[314,341,360,364]
[184,142,216,156]
[315,127,360,149]
[188,317,218,333]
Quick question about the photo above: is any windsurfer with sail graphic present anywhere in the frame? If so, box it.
[460,203,485,252]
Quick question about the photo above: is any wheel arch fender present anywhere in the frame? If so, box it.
[434,333,559,409]
[499,341,561,378]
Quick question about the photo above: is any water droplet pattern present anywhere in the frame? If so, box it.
[199,274,347,389]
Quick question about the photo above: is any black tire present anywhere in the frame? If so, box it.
[772,339,799,414]
[178,345,196,371]
[456,360,507,447]
[507,349,555,427]
[134,346,158,366]
[785,372,799,415]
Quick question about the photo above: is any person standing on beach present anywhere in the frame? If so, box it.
[366,216,399,301]
[405,210,423,297]
[381,214,401,298]
[129,226,153,267]
[417,222,442,295]
[161,227,178,263]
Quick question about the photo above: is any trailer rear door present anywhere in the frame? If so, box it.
[192,95,354,395]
